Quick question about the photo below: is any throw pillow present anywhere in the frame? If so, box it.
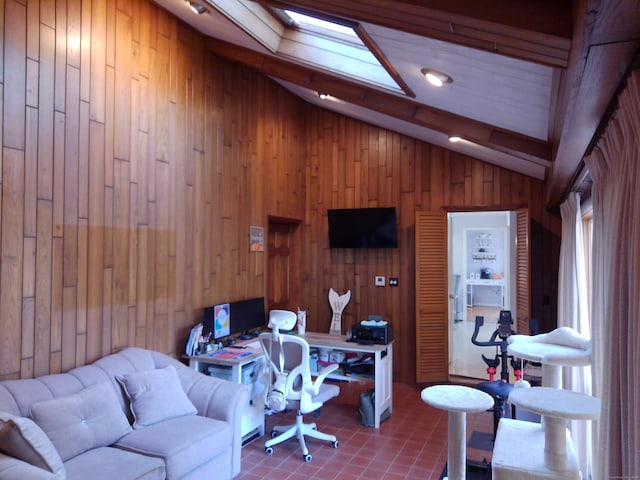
[116,365,197,428]
[30,382,132,461]
[0,411,65,479]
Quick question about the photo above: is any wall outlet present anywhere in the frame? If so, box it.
[375,276,385,287]
[389,277,399,287]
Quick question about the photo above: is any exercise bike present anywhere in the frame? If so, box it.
[471,310,523,438]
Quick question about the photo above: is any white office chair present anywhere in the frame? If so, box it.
[259,310,340,462]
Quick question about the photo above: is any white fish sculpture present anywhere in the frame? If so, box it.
[328,288,351,335]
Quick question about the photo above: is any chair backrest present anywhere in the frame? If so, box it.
[259,320,320,413]
[268,309,298,332]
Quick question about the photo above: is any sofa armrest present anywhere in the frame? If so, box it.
[148,352,249,478]
[0,453,62,480]
[180,365,249,421]
[181,367,249,478]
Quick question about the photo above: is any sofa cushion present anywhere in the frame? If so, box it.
[0,411,65,479]
[0,452,61,480]
[30,382,132,461]
[115,414,231,479]
[116,365,197,428]
[64,446,165,480]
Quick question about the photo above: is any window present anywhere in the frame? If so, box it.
[271,8,406,93]
[581,198,593,324]
[206,0,409,95]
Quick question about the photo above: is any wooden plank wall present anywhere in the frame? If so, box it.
[0,0,305,379]
[0,0,560,385]
[300,108,561,383]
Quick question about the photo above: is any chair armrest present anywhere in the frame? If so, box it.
[0,454,60,480]
[311,363,338,395]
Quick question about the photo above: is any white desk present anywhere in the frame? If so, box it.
[302,332,393,429]
[466,279,504,308]
[188,332,393,432]
[187,347,265,444]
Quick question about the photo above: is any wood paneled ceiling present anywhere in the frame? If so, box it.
[154,0,640,207]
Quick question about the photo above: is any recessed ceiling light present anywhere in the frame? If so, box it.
[187,1,208,15]
[449,135,462,143]
[420,68,453,87]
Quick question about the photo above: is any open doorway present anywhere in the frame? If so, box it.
[448,211,517,380]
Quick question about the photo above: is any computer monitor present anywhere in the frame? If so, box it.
[203,297,266,342]
[229,297,266,339]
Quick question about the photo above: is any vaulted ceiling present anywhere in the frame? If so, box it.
[154,0,640,207]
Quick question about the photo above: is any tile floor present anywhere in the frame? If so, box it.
[237,382,494,480]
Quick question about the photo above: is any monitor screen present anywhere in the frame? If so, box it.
[230,297,266,337]
[203,297,266,341]
[328,207,398,248]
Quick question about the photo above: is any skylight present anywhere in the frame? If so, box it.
[284,10,357,38]
[204,1,409,96]
[274,9,403,93]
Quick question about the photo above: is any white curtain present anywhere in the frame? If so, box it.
[558,191,591,477]
[584,69,640,479]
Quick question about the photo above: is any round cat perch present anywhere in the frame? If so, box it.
[507,326,591,388]
[421,385,494,480]
[492,388,600,478]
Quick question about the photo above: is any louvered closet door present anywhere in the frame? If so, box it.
[415,211,448,384]
[515,208,531,334]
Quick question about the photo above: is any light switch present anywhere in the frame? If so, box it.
[375,276,385,287]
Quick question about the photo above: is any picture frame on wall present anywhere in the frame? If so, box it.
[250,226,264,252]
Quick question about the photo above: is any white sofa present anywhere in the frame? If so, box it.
[0,347,248,480]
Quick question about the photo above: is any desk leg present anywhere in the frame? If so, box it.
[447,411,466,480]
[374,350,382,428]
[373,345,393,428]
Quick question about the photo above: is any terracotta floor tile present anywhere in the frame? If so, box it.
[237,383,495,480]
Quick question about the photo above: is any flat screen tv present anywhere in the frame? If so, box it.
[328,207,399,248]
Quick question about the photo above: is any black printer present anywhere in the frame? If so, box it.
[350,322,393,345]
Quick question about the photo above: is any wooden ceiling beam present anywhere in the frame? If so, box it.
[262,0,571,67]
[546,0,640,206]
[207,37,552,164]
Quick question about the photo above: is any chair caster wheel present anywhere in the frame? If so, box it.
[265,447,274,456]
[270,431,278,438]
[303,454,312,462]
[331,440,339,448]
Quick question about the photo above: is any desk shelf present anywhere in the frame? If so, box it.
[303,332,393,429]
[471,252,497,261]
[323,372,376,383]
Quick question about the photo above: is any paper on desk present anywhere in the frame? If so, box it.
[209,349,252,359]
[361,319,387,327]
